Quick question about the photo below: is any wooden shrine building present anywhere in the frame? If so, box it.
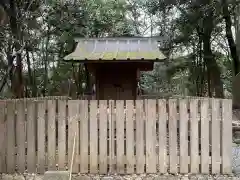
[64,37,166,100]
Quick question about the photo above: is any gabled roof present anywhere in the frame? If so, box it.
[63,37,166,62]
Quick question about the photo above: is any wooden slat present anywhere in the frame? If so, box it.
[145,99,157,173]
[158,99,167,174]
[37,101,46,173]
[6,100,15,173]
[58,100,67,170]
[16,100,26,172]
[99,100,108,174]
[135,100,145,174]
[47,100,56,170]
[0,101,6,173]
[109,100,115,173]
[221,99,232,174]
[179,99,188,173]
[116,100,125,174]
[68,100,79,173]
[168,99,178,174]
[190,99,199,173]
[89,100,98,173]
[211,99,221,174]
[126,100,134,174]
[26,101,36,173]
[200,99,209,174]
[79,100,89,173]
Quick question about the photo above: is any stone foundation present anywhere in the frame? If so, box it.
[1,174,240,180]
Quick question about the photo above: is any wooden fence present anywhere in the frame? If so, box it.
[0,98,232,175]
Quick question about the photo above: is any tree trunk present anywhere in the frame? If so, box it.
[26,48,37,97]
[16,52,24,98]
[43,27,50,97]
[0,55,14,93]
[222,0,240,76]
[236,3,240,75]
[202,3,224,98]
[9,0,24,98]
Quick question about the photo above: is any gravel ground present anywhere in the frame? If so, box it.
[1,173,240,180]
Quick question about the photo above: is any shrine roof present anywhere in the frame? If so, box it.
[63,37,166,62]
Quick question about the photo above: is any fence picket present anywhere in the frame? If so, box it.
[109,100,115,173]
[16,100,26,172]
[99,100,108,174]
[79,100,89,173]
[190,99,199,173]
[0,101,6,173]
[37,101,46,173]
[135,100,145,174]
[158,99,167,174]
[126,100,135,174]
[179,99,188,174]
[47,100,56,170]
[68,100,79,173]
[168,99,178,174]
[211,99,221,174]
[6,101,15,173]
[89,100,98,173]
[58,100,67,170]
[221,99,232,174]
[200,99,209,174]
[145,99,157,173]
[116,100,125,174]
[26,100,36,173]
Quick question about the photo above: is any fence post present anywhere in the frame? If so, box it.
[0,101,6,173]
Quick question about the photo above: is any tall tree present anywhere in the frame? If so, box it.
[222,0,240,76]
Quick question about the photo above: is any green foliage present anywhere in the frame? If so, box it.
[0,0,238,98]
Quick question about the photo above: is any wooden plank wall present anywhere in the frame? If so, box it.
[0,98,232,175]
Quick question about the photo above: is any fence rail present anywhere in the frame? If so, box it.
[0,98,232,175]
